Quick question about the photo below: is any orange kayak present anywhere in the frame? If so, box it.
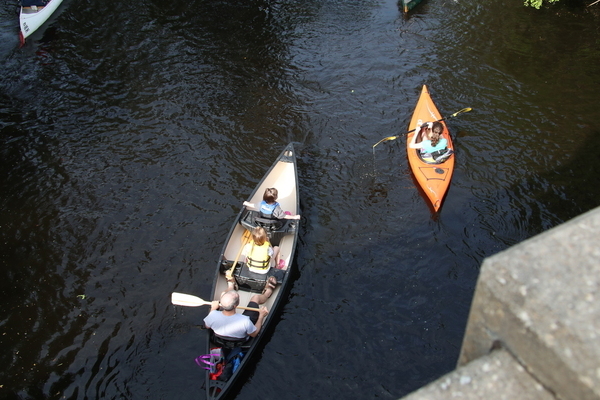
[406,85,454,211]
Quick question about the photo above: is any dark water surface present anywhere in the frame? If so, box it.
[1,0,600,398]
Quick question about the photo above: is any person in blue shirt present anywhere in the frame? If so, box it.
[243,188,300,220]
[409,120,452,163]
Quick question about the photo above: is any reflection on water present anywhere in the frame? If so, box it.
[1,0,600,398]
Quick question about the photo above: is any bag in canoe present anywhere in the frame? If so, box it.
[217,347,245,382]
[196,347,225,380]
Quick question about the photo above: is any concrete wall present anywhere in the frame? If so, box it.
[400,206,600,400]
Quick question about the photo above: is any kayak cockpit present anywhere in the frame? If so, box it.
[417,148,454,164]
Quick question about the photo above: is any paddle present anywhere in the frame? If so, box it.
[225,229,252,280]
[171,292,261,312]
[372,108,472,149]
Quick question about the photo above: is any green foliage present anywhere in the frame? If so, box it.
[524,0,560,8]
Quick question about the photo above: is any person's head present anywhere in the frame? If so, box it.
[263,188,278,204]
[429,122,444,146]
[252,227,268,246]
[219,290,240,311]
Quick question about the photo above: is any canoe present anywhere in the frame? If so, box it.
[19,0,64,45]
[401,0,423,12]
[205,143,299,399]
[406,85,454,211]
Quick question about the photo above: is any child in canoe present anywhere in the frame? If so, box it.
[243,187,300,220]
[242,226,280,274]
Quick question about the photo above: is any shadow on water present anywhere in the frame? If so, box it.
[520,127,600,230]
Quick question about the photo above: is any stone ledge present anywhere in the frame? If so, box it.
[457,206,600,400]
[399,206,600,400]
[400,348,554,400]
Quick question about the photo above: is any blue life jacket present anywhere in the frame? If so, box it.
[259,201,279,219]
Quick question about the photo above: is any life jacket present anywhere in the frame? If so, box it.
[247,241,271,270]
[259,201,279,219]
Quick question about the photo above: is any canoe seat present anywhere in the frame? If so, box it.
[239,210,297,246]
[232,263,269,292]
[254,217,284,231]
[240,210,283,230]
[232,263,284,293]
[211,334,252,350]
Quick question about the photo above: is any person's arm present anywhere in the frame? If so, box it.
[273,204,301,220]
[243,201,256,210]
[204,308,219,329]
[409,122,427,149]
[248,308,269,337]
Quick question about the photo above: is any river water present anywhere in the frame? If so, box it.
[1,0,599,399]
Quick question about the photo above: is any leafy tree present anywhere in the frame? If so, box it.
[524,0,560,8]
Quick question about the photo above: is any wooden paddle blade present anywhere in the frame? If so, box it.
[171,292,262,312]
[171,292,211,307]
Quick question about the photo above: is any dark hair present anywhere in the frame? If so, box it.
[263,188,278,204]
[430,122,444,146]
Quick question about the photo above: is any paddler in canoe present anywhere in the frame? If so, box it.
[203,277,276,345]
